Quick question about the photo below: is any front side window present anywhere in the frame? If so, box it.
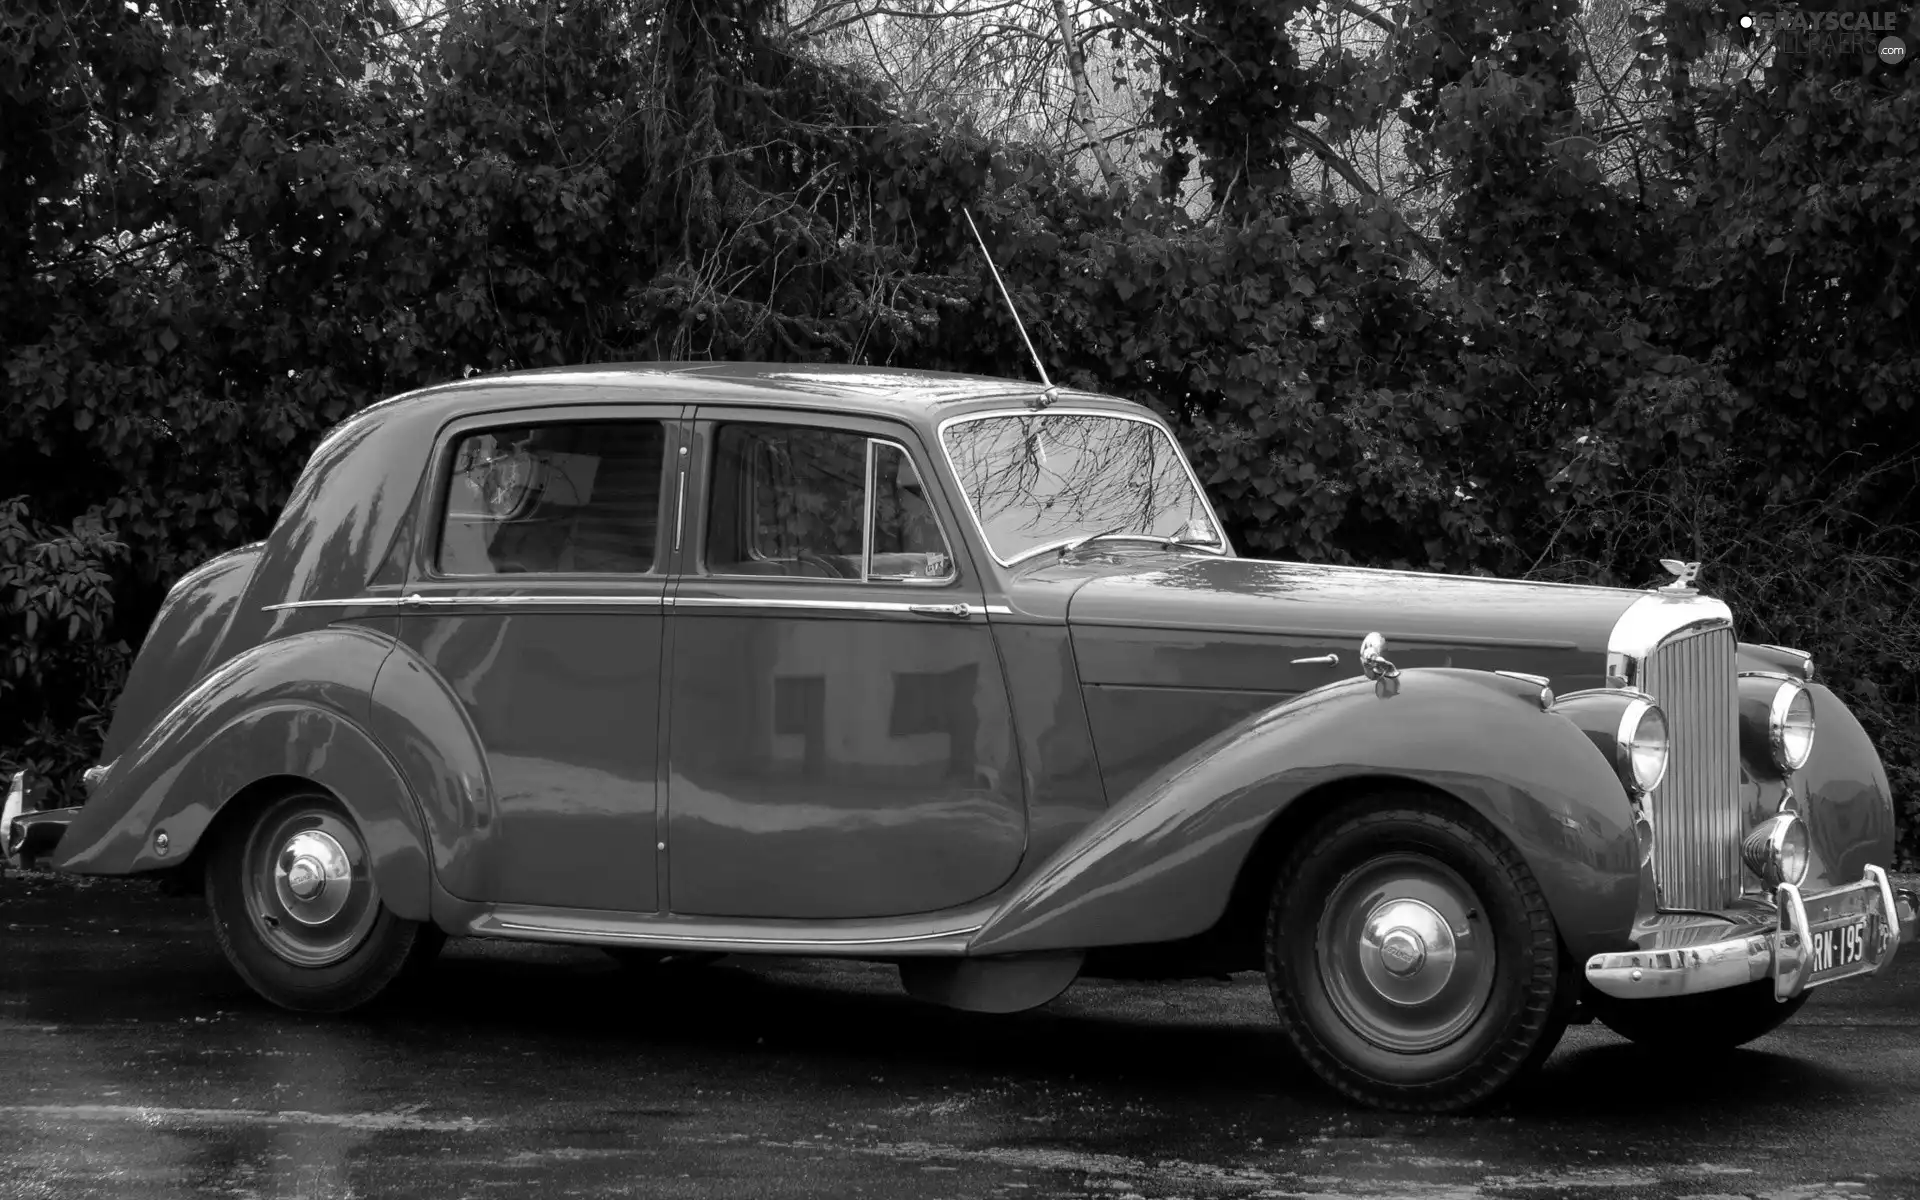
[940,412,1221,564]
[706,423,954,582]
[438,420,666,575]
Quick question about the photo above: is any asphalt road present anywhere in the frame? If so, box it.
[2,871,1917,1200]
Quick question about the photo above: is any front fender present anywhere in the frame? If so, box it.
[51,626,433,920]
[1787,683,1895,890]
[969,670,1641,962]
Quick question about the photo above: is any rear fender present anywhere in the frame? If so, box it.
[969,670,1642,962]
[50,627,433,920]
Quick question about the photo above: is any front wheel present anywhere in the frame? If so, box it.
[206,789,440,1013]
[1265,795,1567,1112]
[1588,979,1808,1051]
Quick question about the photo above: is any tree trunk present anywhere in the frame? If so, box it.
[1051,0,1124,197]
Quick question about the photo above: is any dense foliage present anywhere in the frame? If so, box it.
[2,0,1915,859]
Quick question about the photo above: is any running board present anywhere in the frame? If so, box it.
[464,905,987,957]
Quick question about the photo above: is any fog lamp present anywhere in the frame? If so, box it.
[1743,812,1811,890]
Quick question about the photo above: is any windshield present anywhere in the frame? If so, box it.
[939,411,1223,564]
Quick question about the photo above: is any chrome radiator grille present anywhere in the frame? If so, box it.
[1640,627,1742,910]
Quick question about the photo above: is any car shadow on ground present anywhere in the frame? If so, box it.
[361,948,1866,1124]
[0,880,1871,1129]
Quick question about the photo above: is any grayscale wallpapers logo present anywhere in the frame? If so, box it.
[1737,8,1911,62]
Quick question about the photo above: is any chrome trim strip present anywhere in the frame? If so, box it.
[934,407,1233,569]
[1553,686,1654,703]
[673,596,981,617]
[265,595,669,611]
[267,594,1006,615]
[1067,617,1577,649]
[674,469,686,553]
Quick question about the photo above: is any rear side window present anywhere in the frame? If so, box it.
[437,420,666,575]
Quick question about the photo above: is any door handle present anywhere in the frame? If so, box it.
[909,603,972,618]
[1290,653,1340,666]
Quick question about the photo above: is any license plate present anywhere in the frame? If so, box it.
[1809,918,1872,978]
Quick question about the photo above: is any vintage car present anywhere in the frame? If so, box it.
[5,363,1916,1111]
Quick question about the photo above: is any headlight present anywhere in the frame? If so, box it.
[1616,698,1669,794]
[1742,812,1811,889]
[1768,681,1816,773]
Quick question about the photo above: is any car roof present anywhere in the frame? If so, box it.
[365,362,1150,429]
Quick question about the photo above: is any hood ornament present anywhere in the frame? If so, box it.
[1657,559,1701,594]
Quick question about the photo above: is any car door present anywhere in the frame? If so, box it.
[396,403,685,913]
[663,407,1025,920]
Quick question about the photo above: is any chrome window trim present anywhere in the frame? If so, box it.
[864,437,960,584]
[428,412,679,581]
[935,407,1232,569]
[863,437,877,579]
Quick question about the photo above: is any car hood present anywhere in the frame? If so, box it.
[1062,555,1642,694]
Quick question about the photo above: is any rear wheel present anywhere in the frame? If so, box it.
[206,789,440,1013]
[1264,795,1567,1112]
[1588,979,1808,1050]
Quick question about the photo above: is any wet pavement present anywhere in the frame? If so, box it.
[2,870,1917,1200]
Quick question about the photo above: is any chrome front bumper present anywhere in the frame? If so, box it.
[1586,866,1919,1002]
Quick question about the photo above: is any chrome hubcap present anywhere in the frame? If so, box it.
[1318,854,1495,1054]
[243,805,379,968]
[1360,899,1455,1003]
[273,831,352,925]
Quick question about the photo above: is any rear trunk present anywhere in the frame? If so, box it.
[99,543,264,763]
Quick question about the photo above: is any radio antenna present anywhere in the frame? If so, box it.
[962,208,1057,407]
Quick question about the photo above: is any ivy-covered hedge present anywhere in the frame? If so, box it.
[2,0,1914,861]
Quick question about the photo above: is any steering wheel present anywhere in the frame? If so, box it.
[796,548,853,579]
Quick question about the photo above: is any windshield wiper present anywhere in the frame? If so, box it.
[1051,522,1223,561]
[1057,523,1136,558]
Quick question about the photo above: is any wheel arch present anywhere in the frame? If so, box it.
[1208,774,1461,972]
[51,629,435,921]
